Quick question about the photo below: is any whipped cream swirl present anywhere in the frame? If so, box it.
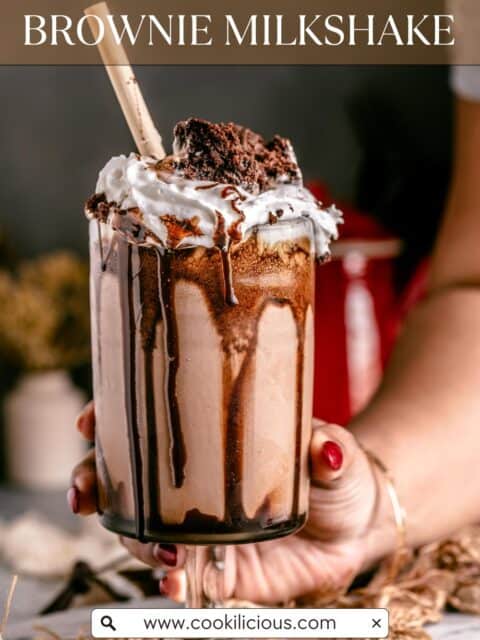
[89,153,342,258]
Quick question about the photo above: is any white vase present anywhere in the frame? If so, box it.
[4,370,87,490]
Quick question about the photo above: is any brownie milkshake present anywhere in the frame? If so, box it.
[86,119,341,544]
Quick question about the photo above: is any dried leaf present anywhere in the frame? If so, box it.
[228,526,480,638]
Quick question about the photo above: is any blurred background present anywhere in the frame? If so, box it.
[0,65,454,627]
[0,66,452,260]
[0,63,453,477]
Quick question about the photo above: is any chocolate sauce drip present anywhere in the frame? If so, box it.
[94,226,314,543]
[224,351,247,525]
[220,185,246,215]
[144,348,160,522]
[93,234,135,525]
[137,248,162,526]
[224,298,293,526]
[96,220,118,272]
[220,249,239,307]
[97,220,106,271]
[213,212,238,307]
[95,436,125,517]
[102,236,116,271]
[157,250,187,488]
[93,231,103,386]
[123,245,145,539]
[195,182,219,191]
[291,319,306,520]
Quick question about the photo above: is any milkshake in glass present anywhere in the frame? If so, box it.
[86,119,341,545]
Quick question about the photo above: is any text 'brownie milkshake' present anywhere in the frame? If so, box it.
[86,119,342,544]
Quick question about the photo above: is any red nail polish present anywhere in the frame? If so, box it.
[321,441,343,471]
[67,486,80,514]
[159,575,170,594]
[154,544,177,567]
[75,412,85,432]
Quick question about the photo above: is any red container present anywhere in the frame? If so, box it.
[309,183,402,426]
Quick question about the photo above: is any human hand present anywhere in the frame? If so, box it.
[70,406,391,604]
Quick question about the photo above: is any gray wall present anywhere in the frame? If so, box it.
[0,66,450,259]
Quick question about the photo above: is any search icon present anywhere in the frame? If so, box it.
[100,615,117,632]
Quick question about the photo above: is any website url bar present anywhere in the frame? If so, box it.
[91,607,389,638]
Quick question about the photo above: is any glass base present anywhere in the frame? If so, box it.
[185,545,228,607]
[100,512,307,545]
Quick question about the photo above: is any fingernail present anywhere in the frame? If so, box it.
[154,543,177,567]
[159,574,170,595]
[75,413,85,432]
[67,486,80,514]
[321,441,343,471]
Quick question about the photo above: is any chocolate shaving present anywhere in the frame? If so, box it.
[268,212,278,225]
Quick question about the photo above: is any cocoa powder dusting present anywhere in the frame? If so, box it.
[164,232,313,357]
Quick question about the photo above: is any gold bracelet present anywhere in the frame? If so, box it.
[361,446,408,581]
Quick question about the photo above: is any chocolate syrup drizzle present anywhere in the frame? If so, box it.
[156,251,187,488]
[220,250,239,307]
[292,320,306,520]
[95,227,313,541]
[124,244,145,539]
[223,297,302,526]
[137,248,162,526]
[97,220,105,271]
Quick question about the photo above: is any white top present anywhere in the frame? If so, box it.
[92,153,342,258]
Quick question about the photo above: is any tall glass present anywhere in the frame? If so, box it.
[89,216,316,605]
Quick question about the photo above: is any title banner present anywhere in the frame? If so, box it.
[1,0,478,65]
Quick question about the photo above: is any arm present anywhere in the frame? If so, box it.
[352,98,480,563]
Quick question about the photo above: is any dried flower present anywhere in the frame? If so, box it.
[0,252,90,371]
[7,526,480,640]
[228,527,480,639]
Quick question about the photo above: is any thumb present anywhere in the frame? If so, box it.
[310,421,361,488]
[307,422,377,541]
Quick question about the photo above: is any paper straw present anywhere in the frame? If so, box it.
[84,2,166,158]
